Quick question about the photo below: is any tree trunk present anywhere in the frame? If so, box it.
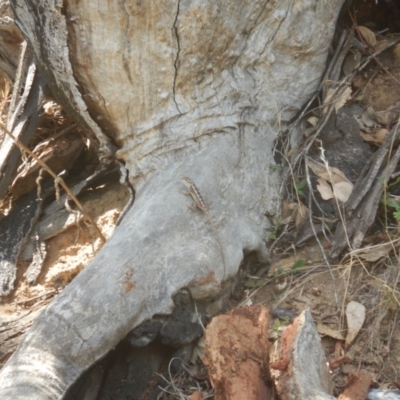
[0,1,344,398]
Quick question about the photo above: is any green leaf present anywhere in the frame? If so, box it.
[295,180,307,196]
[292,259,306,271]
[273,318,281,331]
[277,267,285,276]
[244,278,268,288]
[297,180,307,189]
[394,210,400,221]
[385,199,400,210]
[389,175,400,188]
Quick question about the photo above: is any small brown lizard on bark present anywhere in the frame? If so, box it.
[181,177,226,280]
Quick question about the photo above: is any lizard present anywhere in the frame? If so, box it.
[180,177,226,280]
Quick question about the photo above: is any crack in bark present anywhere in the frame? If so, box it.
[239,0,270,60]
[21,1,117,164]
[46,307,96,364]
[261,0,293,56]
[172,0,182,115]
[119,0,133,84]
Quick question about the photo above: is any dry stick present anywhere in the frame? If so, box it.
[352,14,400,77]
[281,32,354,309]
[335,124,400,323]
[16,290,57,305]
[313,144,352,316]
[277,32,397,309]
[304,157,339,308]
[261,265,333,310]
[281,32,354,196]
[297,35,400,167]
[297,39,399,269]
[336,120,400,256]
[239,262,326,309]
[8,41,28,121]
[303,39,400,161]
[0,121,106,243]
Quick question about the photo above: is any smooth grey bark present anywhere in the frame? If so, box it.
[0,1,344,398]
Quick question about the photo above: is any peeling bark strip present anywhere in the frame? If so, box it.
[0,61,45,199]
[0,2,24,81]
[12,0,116,162]
[0,1,344,398]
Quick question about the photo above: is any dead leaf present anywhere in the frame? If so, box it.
[374,109,392,126]
[345,301,366,348]
[308,160,351,184]
[323,88,337,115]
[374,39,388,53]
[374,104,400,127]
[324,88,335,104]
[282,200,297,220]
[343,50,361,76]
[375,128,390,142]
[317,178,334,200]
[332,181,353,203]
[304,126,317,138]
[317,322,345,340]
[308,159,327,177]
[360,128,389,145]
[309,160,353,202]
[295,202,308,228]
[352,243,392,262]
[335,86,352,113]
[357,26,377,47]
[307,116,319,127]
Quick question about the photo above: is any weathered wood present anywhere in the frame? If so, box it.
[0,131,85,295]
[331,126,400,258]
[0,1,345,398]
[0,307,45,368]
[0,3,24,81]
[204,305,272,400]
[274,310,335,400]
[0,191,41,296]
[0,62,46,199]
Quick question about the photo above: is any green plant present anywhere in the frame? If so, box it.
[267,216,282,240]
[292,259,306,271]
[295,179,307,197]
[381,196,400,221]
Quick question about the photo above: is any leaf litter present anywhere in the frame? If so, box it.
[2,5,400,400]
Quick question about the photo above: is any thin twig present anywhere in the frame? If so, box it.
[16,290,56,305]
[305,157,339,307]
